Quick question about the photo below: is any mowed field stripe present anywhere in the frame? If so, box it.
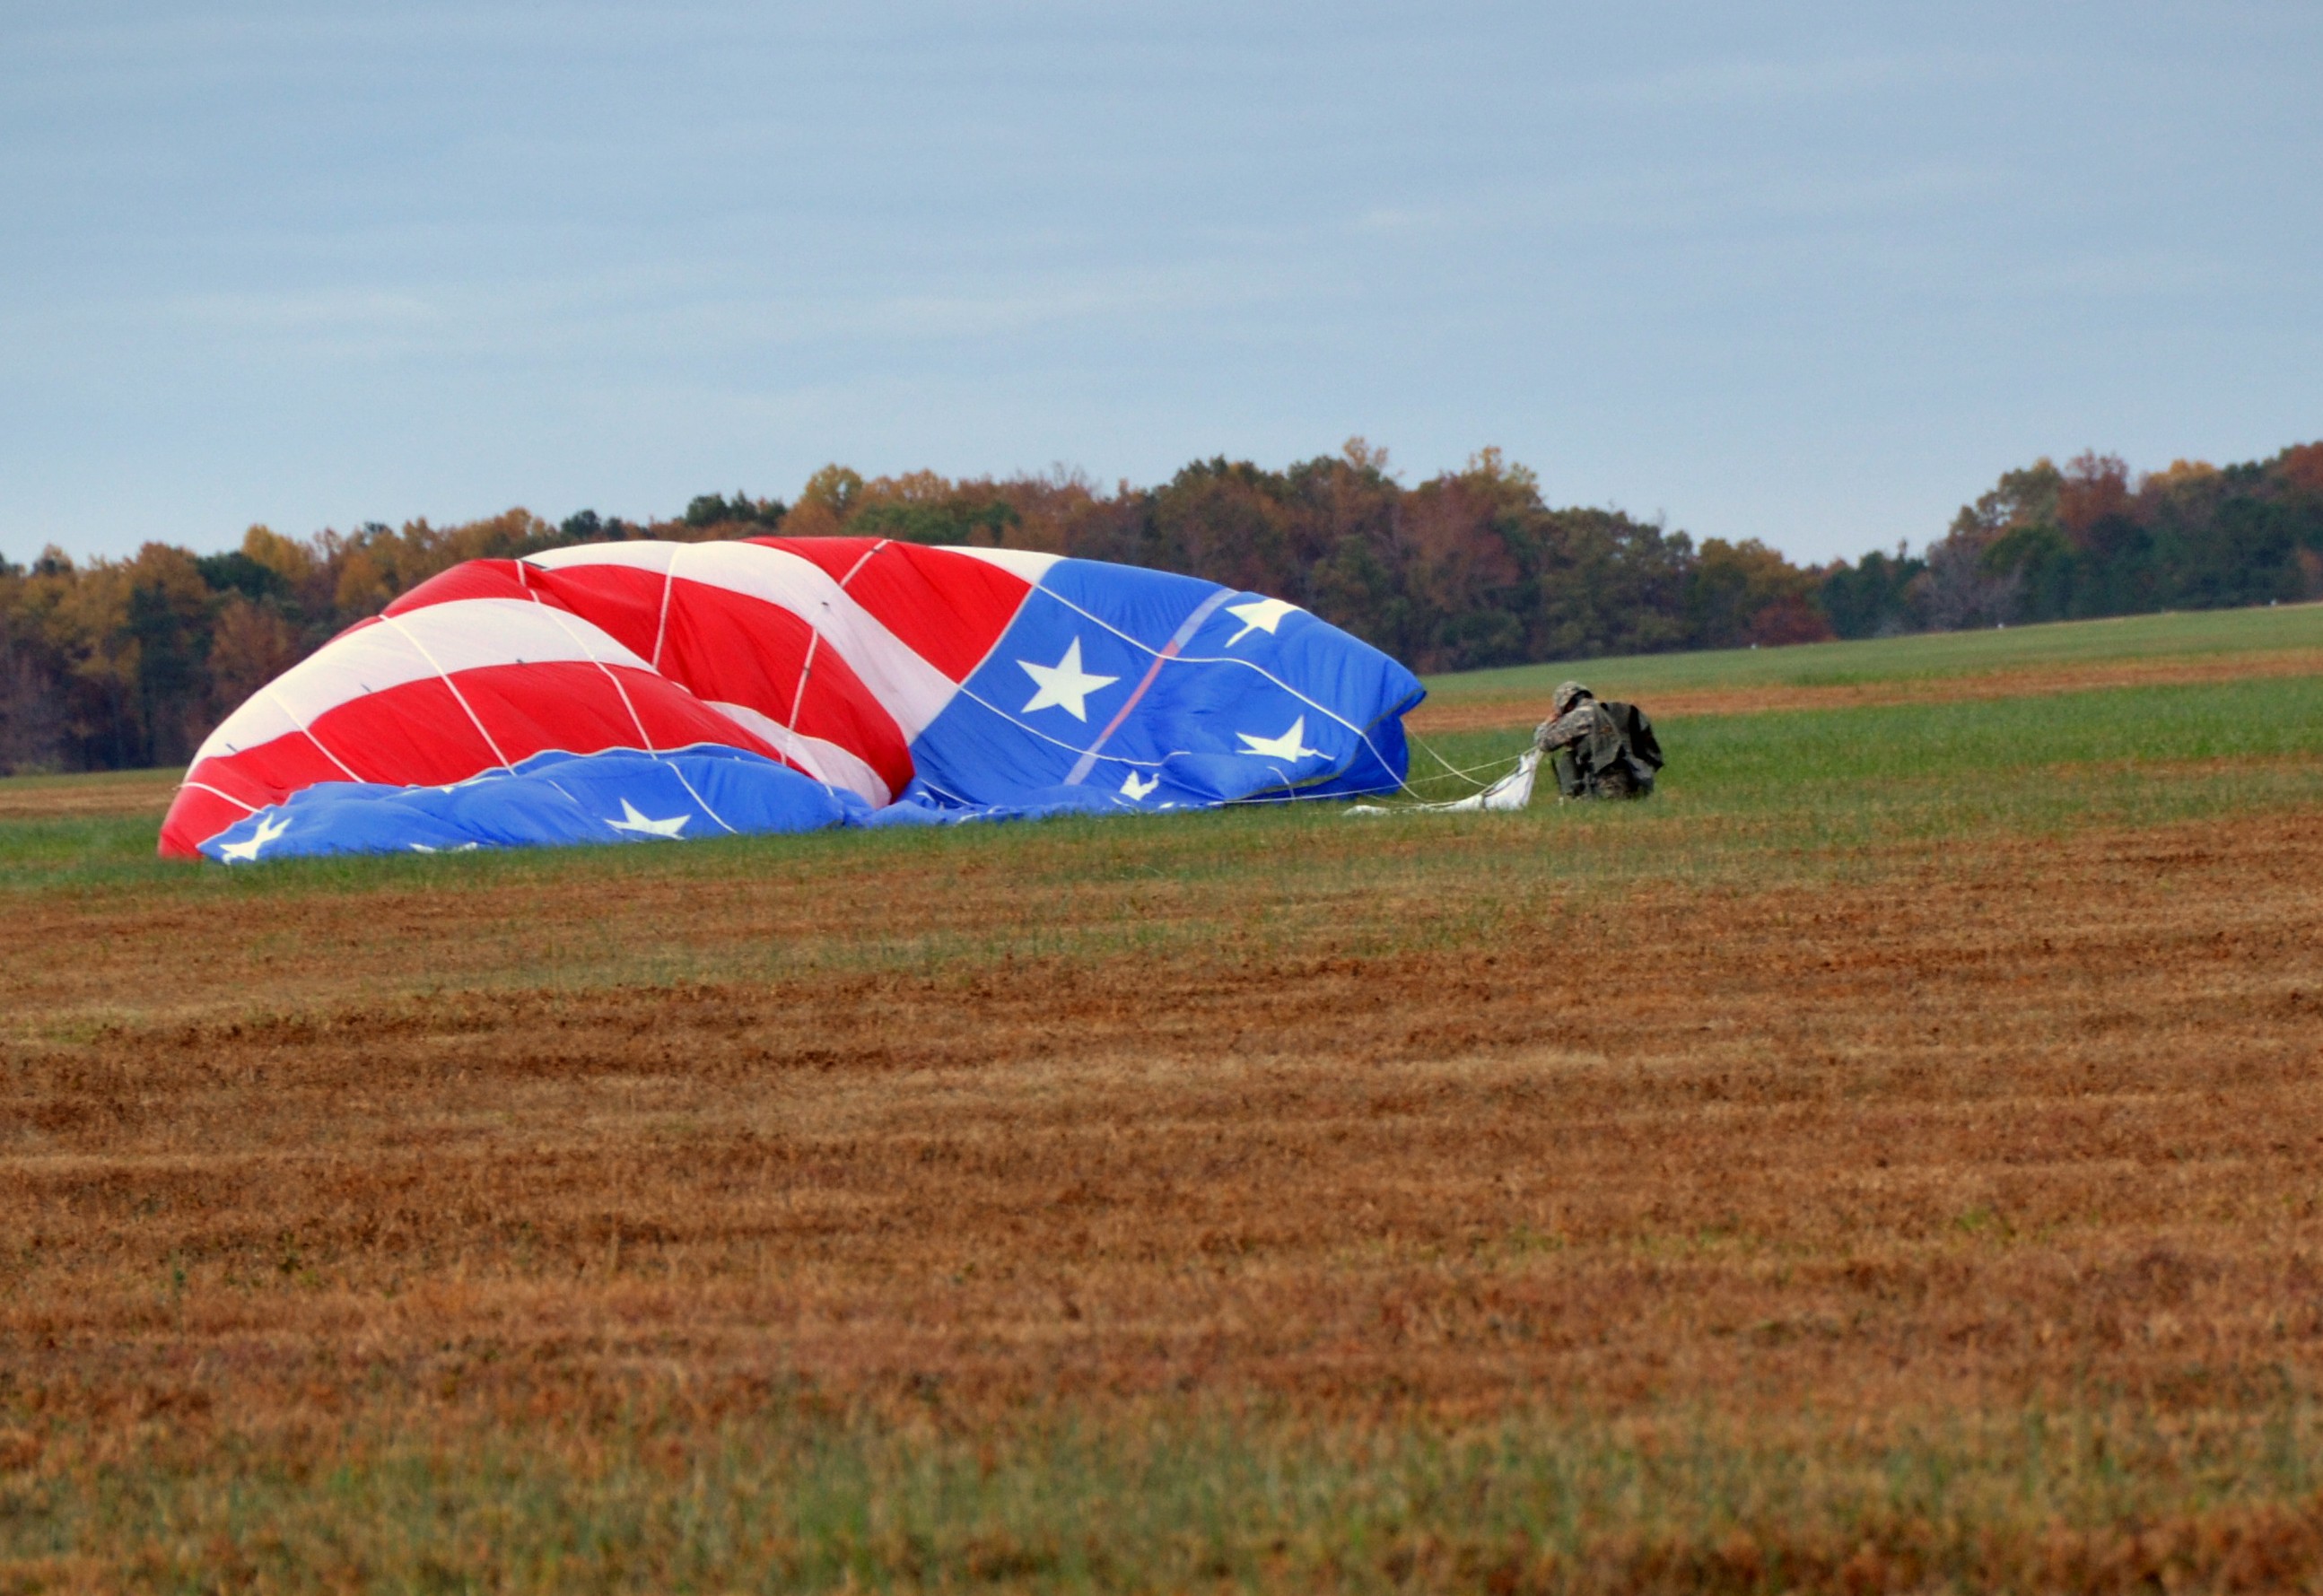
[1408,645,2323,733]
[4,806,2319,1418]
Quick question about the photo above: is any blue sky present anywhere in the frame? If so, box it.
[4,1,2318,565]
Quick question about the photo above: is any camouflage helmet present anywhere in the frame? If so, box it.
[1551,680,1592,717]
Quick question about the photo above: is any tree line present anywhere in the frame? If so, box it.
[4,439,2319,775]
[1820,446,2323,638]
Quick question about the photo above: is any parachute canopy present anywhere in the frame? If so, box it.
[161,538,1426,861]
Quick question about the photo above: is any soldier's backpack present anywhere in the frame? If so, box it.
[1560,701,1661,799]
[1603,702,1663,781]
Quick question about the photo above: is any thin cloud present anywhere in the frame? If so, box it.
[1571,51,2002,110]
[169,290,441,331]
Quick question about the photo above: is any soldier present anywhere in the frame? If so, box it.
[1532,680,1661,799]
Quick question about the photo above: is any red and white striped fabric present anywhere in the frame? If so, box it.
[160,537,1060,859]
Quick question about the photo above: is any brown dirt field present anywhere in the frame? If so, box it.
[0,768,179,821]
[1407,647,2323,733]
[5,807,2319,1452]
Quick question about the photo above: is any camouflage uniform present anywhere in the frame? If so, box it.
[1533,680,1646,799]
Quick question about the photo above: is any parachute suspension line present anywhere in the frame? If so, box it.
[649,545,679,670]
[662,763,738,834]
[175,785,255,817]
[1032,584,1426,807]
[795,539,884,798]
[527,604,658,753]
[835,540,888,589]
[1410,731,1524,789]
[912,772,973,807]
[382,615,517,774]
[524,601,739,835]
[948,679,1166,766]
[1038,586,1372,744]
[782,627,839,799]
[1250,763,1302,803]
[262,686,364,783]
[787,630,820,736]
[1410,732,1486,789]
[1065,587,1235,786]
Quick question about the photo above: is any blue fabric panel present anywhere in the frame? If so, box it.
[199,747,858,862]
[907,559,1422,812]
[860,786,1144,827]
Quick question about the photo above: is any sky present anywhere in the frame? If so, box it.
[4,1,2319,566]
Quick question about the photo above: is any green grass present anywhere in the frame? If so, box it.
[12,675,2323,888]
[4,667,2320,1047]
[1407,673,2323,830]
[10,1395,2323,1592]
[5,608,2323,966]
[1425,599,2323,702]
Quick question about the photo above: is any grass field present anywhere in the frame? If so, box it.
[4,605,2322,1592]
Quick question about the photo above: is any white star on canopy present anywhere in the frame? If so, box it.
[1017,637,1117,722]
[217,812,290,862]
[1223,597,1300,646]
[1119,771,1160,799]
[607,798,690,839]
[1236,715,1326,762]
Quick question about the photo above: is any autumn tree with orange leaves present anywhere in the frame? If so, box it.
[4,437,2320,774]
